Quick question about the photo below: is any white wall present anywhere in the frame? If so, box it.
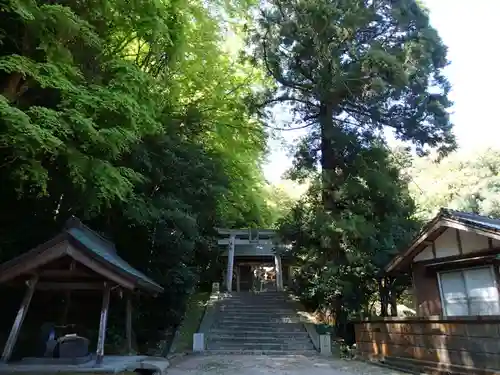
[412,227,496,263]
[460,230,489,254]
[413,245,433,261]
[434,228,460,258]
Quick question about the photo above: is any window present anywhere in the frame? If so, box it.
[438,267,500,316]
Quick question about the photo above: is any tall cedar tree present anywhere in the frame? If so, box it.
[252,0,456,262]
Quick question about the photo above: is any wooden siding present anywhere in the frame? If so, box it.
[355,316,500,375]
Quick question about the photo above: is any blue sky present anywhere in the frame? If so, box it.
[263,0,500,183]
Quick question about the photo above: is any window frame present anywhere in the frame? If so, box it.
[437,265,500,317]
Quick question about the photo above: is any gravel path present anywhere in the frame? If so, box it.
[167,354,406,375]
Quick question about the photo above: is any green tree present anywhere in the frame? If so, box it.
[250,0,456,323]
[408,148,500,219]
[0,0,275,352]
[251,0,455,232]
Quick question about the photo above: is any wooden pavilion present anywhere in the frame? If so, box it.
[0,216,168,374]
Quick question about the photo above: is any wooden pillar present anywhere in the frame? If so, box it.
[1,276,38,363]
[226,233,235,292]
[126,293,133,355]
[96,283,111,364]
[274,255,283,291]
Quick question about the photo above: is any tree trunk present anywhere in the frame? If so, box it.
[319,102,344,326]
[319,102,346,263]
[2,73,23,102]
[2,31,30,102]
[378,278,389,316]
[320,103,335,212]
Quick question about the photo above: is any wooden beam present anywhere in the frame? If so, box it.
[38,269,95,278]
[1,275,38,362]
[66,246,135,290]
[126,294,133,355]
[385,219,446,273]
[36,282,107,290]
[0,242,68,284]
[456,229,463,255]
[96,283,111,364]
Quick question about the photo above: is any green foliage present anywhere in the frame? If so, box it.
[0,0,277,352]
[250,0,456,325]
[169,292,210,353]
[251,0,456,156]
[279,142,419,319]
[406,148,500,219]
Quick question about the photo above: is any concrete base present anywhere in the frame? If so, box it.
[319,334,331,356]
[193,333,205,352]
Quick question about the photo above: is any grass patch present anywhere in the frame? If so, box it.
[170,292,210,353]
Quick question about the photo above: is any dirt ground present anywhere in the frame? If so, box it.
[167,354,407,375]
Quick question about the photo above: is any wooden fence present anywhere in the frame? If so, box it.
[354,316,500,375]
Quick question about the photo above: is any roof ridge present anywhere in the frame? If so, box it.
[443,208,500,221]
[65,216,116,252]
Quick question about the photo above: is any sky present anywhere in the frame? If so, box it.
[263,0,500,183]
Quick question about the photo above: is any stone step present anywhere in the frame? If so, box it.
[207,291,313,355]
[213,320,305,327]
[210,323,306,332]
[216,309,297,316]
[211,323,307,333]
[216,316,304,324]
[221,294,290,299]
[207,335,312,344]
[216,314,301,320]
[219,307,294,312]
[206,342,315,351]
[208,330,311,339]
[201,349,318,356]
[217,316,302,322]
[219,306,296,312]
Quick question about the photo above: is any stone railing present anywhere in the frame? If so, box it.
[354,315,500,374]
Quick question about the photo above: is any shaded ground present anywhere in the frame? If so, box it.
[167,354,406,375]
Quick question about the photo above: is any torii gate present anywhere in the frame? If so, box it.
[217,228,288,292]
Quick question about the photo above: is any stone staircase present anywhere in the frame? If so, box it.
[205,291,317,355]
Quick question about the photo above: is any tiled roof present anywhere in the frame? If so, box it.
[441,208,500,231]
[385,208,500,273]
[66,219,163,293]
[0,216,163,294]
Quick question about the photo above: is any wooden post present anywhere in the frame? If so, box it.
[126,293,132,355]
[96,282,111,364]
[1,275,38,363]
[60,261,76,325]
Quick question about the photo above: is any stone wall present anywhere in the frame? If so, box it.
[355,316,500,374]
